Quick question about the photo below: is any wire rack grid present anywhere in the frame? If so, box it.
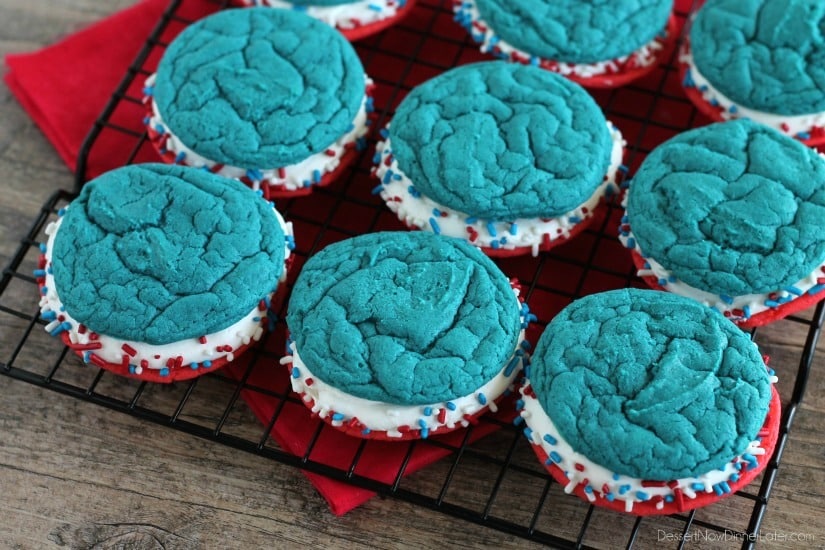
[2,0,824,547]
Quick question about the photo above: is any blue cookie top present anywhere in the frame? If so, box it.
[531,289,771,481]
[52,164,285,345]
[287,232,522,405]
[390,62,612,220]
[691,0,825,116]
[153,8,365,168]
[474,0,673,63]
[628,119,825,296]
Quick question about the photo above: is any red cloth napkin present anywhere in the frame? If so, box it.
[3,0,515,515]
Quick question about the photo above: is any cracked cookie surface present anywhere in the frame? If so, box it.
[153,8,365,168]
[287,232,522,404]
[531,288,771,480]
[627,119,825,296]
[691,0,825,116]
[390,62,612,220]
[474,0,672,63]
[52,164,285,345]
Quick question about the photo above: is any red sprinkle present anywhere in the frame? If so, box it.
[762,355,771,365]
[199,336,207,344]
[781,123,790,132]
[259,300,268,311]
[57,315,65,322]
[121,343,137,357]
[602,484,611,494]
[574,463,586,472]
[641,480,668,488]
[120,354,129,368]
[210,163,225,173]
[397,425,411,433]
[305,377,314,387]
[462,413,478,425]
[69,342,103,351]
[324,149,336,157]
[277,167,286,179]
[140,359,149,369]
[78,324,87,335]
[174,356,183,369]
[89,333,99,341]
[438,408,447,424]
[166,358,176,368]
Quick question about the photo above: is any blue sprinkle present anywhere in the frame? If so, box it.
[41,311,57,321]
[719,294,734,305]
[477,392,487,405]
[312,169,322,184]
[246,168,263,181]
[332,413,345,421]
[420,426,429,439]
[743,305,752,318]
[729,105,738,114]
[504,356,520,377]
[190,362,199,370]
[796,132,812,140]
[658,278,668,287]
[356,137,367,151]
[372,152,382,164]
[549,451,562,463]
[584,485,593,494]
[618,164,629,174]
[625,237,636,249]
[520,340,532,351]
[636,491,650,501]
[712,484,724,496]
[808,284,825,295]
[368,3,382,11]
[33,269,47,277]
[362,428,371,435]
[446,402,456,411]
[490,241,500,250]
[606,493,615,502]
[83,351,92,364]
[302,180,311,188]
[429,217,441,234]
[57,208,66,217]
[432,208,441,217]
[423,406,432,416]
[729,473,740,482]
[379,128,389,139]
[174,151,186,163]
[743,453,759,468]
[568,216,582,224]
[515,399,525,410]
[612,473,620,481]
[142,116,151,125]
[522,427,533,440]
[691,482,706,491]
[465,216,479,224]
[291,367,301,378]
[618,485,631,495]
[49,321,72,337]
[407,185,420,198]
[486,222,497,237]
[203,360,212,369]
[39,243,47,253]
[664,495,674,503]
[765,299,781,308]
[509,223,518,236]
[543,434,557,445]
[513,415,524,426]
[784,285,804,296]
[720,481,731,494]
[160,368,170,377]
[668,275,678,283]
[129,365,136,374]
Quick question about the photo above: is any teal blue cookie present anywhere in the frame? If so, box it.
[691,0,825,116]
[153,8,365,168]
[531,289,771,480]
[287,232,522,404]
[627,119,825,296]
[473,0,672,63]
[52,164,285,345]
[390,62,612,220]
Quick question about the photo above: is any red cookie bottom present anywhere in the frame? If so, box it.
[678,59,825,148]
[629,249,825,328]
[228,0,417,42]
[40,256,294,384]
[529,386,781,516]
[146,125,364,200]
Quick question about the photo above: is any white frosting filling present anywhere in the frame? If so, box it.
[373,122,625,256]
[619,196,825,323]
[237,0,405,30]
[38,205,293,376]
[143,74,372,193]
[681,46,825,138]
[282,287,530,438]
[519,378,773,512]
[453,1,667,78]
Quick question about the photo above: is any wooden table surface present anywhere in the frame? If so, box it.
[3,1,825,548]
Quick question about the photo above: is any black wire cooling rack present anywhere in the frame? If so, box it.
[2,0,825,547]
